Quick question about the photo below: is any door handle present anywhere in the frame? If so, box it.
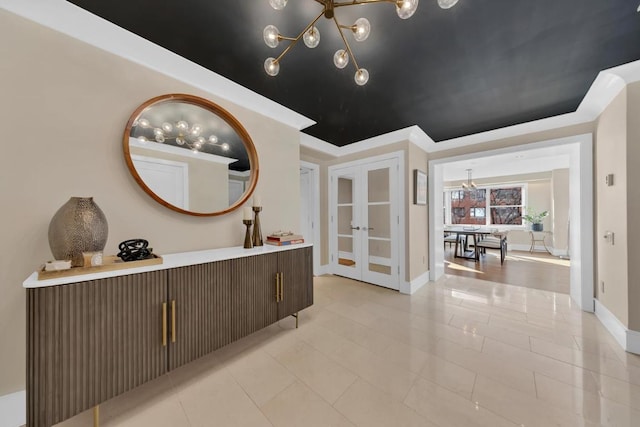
[362,227,375,231]
[351,226,360,230]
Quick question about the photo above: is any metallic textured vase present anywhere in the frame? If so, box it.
[48,197,109,267]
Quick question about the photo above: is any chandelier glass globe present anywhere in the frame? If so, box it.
[438,0,458,9]
[354,68,369,86]
[303,26,320,48]
[396,0,419,19]
[263,25,280,48]
[353,18,371,42]
[264,57,280,76]
[333,50,349,69]
[269,0,288,10]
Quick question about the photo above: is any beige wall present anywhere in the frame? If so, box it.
[627,83,640,330]
[408,143,429,281]
[594,89,629,326]
[0,11,301,395]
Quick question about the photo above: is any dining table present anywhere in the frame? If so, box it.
[444,226,495,261]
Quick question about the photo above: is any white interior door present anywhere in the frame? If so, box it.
[132,154,189,209]
[300,169,312,243]
[362,159,399,287]
[332,167,362,280]
[330,158,399,290]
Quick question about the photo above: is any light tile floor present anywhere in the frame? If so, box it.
[56,274,640,427]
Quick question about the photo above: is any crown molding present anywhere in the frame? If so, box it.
[300,133,341,157]
[300,60,640,157]
[0,0,316,132]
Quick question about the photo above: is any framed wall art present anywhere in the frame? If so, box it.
[414,169,427,205]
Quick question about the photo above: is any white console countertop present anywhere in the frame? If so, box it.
[24,243,313,289]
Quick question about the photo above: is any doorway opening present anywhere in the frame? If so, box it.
[428,134,594,311]
[300,161,321,275]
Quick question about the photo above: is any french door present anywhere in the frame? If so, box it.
[330,157,400,290]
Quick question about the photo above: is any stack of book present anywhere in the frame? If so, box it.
[266,234,304,246]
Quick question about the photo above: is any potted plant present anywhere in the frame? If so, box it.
[523,208,548,231]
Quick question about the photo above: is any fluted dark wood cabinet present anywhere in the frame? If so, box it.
[27,271,168,427]
[167,259,233,370]
[26,246,313,427]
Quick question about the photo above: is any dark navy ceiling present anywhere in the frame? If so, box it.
[67,0,640,146]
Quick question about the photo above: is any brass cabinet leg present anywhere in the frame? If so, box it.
[291,312,299,328]
[93,405,99,427]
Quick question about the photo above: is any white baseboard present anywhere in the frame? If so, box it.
[627,328,640,355]
[0,390,25,427]
[551,248,569,257]
[400,270,430,295]
[509,243,556,253]
[316,264,330,276]
[594,299,640,355]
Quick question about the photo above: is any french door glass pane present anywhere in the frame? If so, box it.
[338,206,353,234]
[367,167,391,276]
[338,177,353,204]
[368,168,389,203]
[338,236,356,267]
[337,176,356,268]
[368,204,390,239]
[368,239,391,275]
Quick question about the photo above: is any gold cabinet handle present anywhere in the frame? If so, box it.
[280,273,284,301]
[275,273,281,302]
[171,300,176,343]
[162,302,167,347]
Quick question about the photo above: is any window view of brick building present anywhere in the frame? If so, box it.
[450,189,487,225]
[447,186,523,225]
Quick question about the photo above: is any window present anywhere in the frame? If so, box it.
[470,207,485,218]
[489,187,523,225]
[451,190,464,200]
[452,207,465,222]
[445,185,525,226]
[449,189,486,225]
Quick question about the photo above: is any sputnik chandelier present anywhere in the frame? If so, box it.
[263,0,459,85]
[133,118,230,153]
[461,169,477,191]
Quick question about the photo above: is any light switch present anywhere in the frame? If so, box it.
[604,231,615,245]
[606,174,614,186]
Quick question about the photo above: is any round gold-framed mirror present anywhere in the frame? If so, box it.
[123,94,259,216]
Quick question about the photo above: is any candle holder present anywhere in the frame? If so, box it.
[243,219,253,249]
[252,206,263,246]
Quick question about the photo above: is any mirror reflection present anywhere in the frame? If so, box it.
[124,94,258,216]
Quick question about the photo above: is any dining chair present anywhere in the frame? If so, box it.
[444,232,460,250]
[475,231,508,264]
